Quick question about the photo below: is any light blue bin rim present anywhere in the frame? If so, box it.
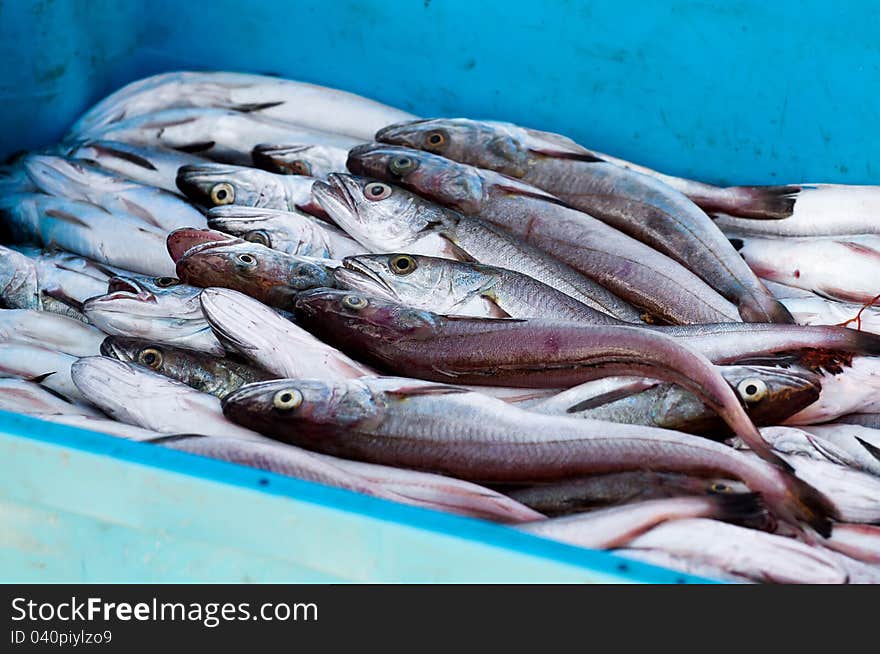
[0,409,715,583]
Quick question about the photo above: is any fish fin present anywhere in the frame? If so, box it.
[855,436,880,464]
[712,492,772,530]
[44,208,91,229]
[477,290,512,319]
[41,288,85,313]
[434,232,479,263]
[120,197,164,229]
[729,238,744,251]
[175,141,216,154]
[145,433,206,444]
[229,101,285,113]
[803,434,853,466]
[836,240,880,260]
[139,116,200,130]
[27,371,56,384]
[785,474,837,537]
[565,382,657,413]
[737,296,796,324]
[490,179,574,207]
[441,314,527,324]
[384,384,472,398]
[722,185,800,219]
[520,127,604,162]
[84,142,158,171]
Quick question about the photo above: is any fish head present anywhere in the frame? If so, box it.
[176,240,336,306]
[724,365,823,424]
[295,287,438,337]
[166,227,236,262]
[207,206,311,251]
[376,118,530,178]
[313,172,452,251]
[252,143,339,178]
[346,144,485,214]
[84,274,201,322]
[176,164,282,208]
[100,334,175,374]
[336,253,488,312]
[222,378,380,436]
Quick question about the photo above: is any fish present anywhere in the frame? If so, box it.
[67,140,211,194]
[336,253,616,321]
[0,309,105,356]
[69,71,416,141]
[222,376,836,533]
[176,163,320,213]
[784,356,880,424]
[345,146,744,325]
[519,494,769,550]
[625,518,847,584]
[824,523,880,565]
[0,342,87,403]
[171,229,337,307]
[207,205,363,259]
[83,275,224,354]
[151,434,541,523]
[529,365,822,435]
[0,379,103,417]
[312,173,641,322]
[506,471,749,517]
[0,246,40,310]
[89,107,360,166]
[70,356,270,441]
[728,233,880,305]
[291,288,834,465]
[23,153,207,232]
[101,336,273,399]
[376,119,789,323]
[252,143,345,178]
[199,287,373,379]
[0,193,176,276]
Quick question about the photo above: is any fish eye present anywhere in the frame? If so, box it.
[424,130,447,150]
[736,378,768,403]
[389,155,419,176]
[286,160,312,176]
[389,254,417,275]
[138,347,163,370]
[235,253,258,268]
[363,182,392,201]
[210,182,235,205]
[243,230,271,247]
[710,482,731,494]
[273,388,303,411]
[153,276,180,288]
[342,294,369,310]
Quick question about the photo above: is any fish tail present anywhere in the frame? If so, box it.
[710,492,772,530]
[719,185,800,220]
[737,295,796,324]
[779,474,838,538]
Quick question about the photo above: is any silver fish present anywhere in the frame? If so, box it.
[0,309,105,356]
[23,154,207,232]
[83,276,224,354]
[70,71,416,141]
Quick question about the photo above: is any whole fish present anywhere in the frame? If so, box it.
[825,523,880,565]
[530,365,821,435]
[376,120,789,323]
[252,143,344,178]
[83,275,224,354]
[67,140,211,194]
[199,287,373,379]
[292,288,835,464]
[336,253,615,321]
[89,107,360,165]
[625,518,847,584]
[312,173,641,321]
[70,71,416,141]
[735,426,880,477]
[176,163,320,214]
[729,233,880,304]
[152,434,540,523]
[506,471,749,517]
[346,147,745,325]
[170,228,337,307]
[222,376,835,533]
[207,206,362,259]
[519,494,768,550]
[837,413,880,429]
[101,336,273,399]
[0,193,175,276]
[23,154,207,232]
[0,309,105,356]
[71,356,269,441]
[0,379,102,417]
[0,342,86,403]
[784,356,880,424]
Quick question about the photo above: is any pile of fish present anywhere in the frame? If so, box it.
[3,71,880,584]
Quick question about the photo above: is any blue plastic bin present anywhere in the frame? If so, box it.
[1,0,874,583]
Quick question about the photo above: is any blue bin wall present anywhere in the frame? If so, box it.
[2,0,879,185]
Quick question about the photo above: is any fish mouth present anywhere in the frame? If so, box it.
[374,119,428,144]
[337,258,399,301]
[167,228,233,262]
[99,337,131,361]
[102,276,156,303]
[175,164,238,202]
[312,174,359,224]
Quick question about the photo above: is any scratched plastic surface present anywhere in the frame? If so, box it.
[0,0,869,583]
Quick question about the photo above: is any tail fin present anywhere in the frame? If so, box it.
[712,492,772,531]
[738,295,797,324]
[784,475,838,538]
[722,185,800,220]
